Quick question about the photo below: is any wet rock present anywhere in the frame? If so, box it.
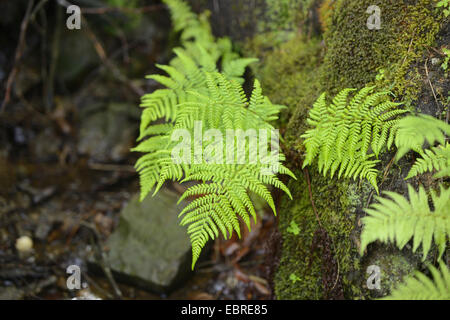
[96,189,193,294]
[31,128,61,162]
[0,286,25,300]
[56,28,99,86]
[77,102,138,162]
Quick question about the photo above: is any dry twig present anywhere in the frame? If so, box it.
[1,0,35,113]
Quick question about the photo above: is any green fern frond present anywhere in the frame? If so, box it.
[223,57,259,84]
[179,161,288,268]
[136,58,292,269]
[383,262,450,300]
[395,114,450,161]
[360,184,450,260]
[302,86,406,193]
[406,143,450,179]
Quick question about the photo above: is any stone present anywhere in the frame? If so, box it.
[77,102,138,162]
[99,189,193,294]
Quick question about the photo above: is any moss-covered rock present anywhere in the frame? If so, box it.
[242,0,447,300]
[360,246,421,298]
[273,167,372,299]
[322,0,443,100]
[187,0,448,299]
[98,190,193,294]
[244,36,324,137]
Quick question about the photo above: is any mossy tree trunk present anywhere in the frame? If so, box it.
[187,0,449,299]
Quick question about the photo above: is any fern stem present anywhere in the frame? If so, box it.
[303,168,322,228]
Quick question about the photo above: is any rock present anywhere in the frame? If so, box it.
[55,28,99,86]
[96,189,194,294]
[0,286,25,300]
[77,103,138,162]
[31,128,61,161]
[361,245,421,298]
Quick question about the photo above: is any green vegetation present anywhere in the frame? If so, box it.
[248,0,448,299]
[322,0,443,103]
[360,113,450,299]
[134,0,294,269]
[442,48,450,71]
[133,0,449,297]
[395,115,450,179]
[361,184,449,261]
[301,86,406,193]
[286,220,300,235]
[437,0,450,17]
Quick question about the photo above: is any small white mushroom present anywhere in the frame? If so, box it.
[15,235,33,252]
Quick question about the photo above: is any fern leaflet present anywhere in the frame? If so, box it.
[406,143,450,179]
[360,184,450,260]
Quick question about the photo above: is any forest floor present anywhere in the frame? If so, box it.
[0,0,275,300]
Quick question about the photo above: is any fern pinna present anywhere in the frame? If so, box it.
[405,143,450,179]
[395,114,450,179]
[301,86,406,193]
[134,0,294,268]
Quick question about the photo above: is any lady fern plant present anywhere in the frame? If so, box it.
[134,0,294,268]
[361,113,450,299]
[301,86,406,193]
[405,143,450,179]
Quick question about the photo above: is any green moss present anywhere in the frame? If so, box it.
[323,0,443,102]
[244,35,324,142]
[261,0,314,32]
[273,167,371,299]
[244,24,368,300]
[240,0,446,300]
[360,247,424,298]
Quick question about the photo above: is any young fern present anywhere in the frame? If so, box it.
[360,184,450,260]
[383,262,450,300]
[134,0,294,268]
[301,86,406,193]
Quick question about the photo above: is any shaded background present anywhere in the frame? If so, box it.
[0,0,276,300]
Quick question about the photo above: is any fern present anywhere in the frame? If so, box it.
[137,0,257,200]
[301,86,406,193]
[395,114,450,160]
[137,73,294,268]
[360,112,450,299]
[406,143,450,179]
[383,262,450,300]
[134,0,293,269]
[393,115,450,180]
[360,184,450,260]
